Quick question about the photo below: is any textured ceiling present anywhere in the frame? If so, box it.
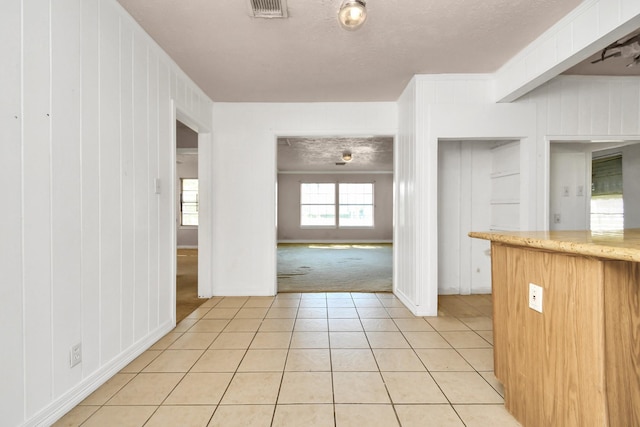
[117,0,583,102]
[277,137,393,172]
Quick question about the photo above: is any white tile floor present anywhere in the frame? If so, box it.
[54,293,521,426]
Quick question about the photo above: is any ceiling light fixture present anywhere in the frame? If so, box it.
[338,0,367,31]
[342,151,353,162]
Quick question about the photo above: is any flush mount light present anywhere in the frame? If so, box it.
[338,0,367,31]
[342,151,353,162]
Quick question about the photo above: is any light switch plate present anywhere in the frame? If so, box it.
[529,283,543,313]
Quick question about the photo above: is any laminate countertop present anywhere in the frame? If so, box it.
[469,229,640,263]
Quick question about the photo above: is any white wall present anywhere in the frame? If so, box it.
[0,0,213,425]
[277,173,393,242]
[549,144,589,230]
[210,103,397,297]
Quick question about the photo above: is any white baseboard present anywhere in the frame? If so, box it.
[29,321,175,427]
[277,240,393,244]
[177,245,198,249]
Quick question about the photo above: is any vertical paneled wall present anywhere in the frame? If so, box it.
[1,0,213,425]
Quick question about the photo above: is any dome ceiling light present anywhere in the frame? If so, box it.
[338,0,367,31]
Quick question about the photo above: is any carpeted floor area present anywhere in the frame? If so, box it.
[277,243,393,293]
[176,248,207,323]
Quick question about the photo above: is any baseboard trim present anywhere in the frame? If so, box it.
[277,240,393,244]
[30,320,175,427]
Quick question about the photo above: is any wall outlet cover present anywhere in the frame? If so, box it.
[529,283,543,313]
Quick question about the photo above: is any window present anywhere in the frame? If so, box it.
[300,183,336,226]
[180,178,199,226]
[300,182,374,227]
[339,183,374,227]
[590,154,623,231]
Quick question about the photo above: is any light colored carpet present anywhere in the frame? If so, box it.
[277,243,393,293]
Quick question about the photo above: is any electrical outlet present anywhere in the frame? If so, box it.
[576,185,584,197]
[70,343,82,368]
[562,186,570,197]
[553,213,561,224]
[529,283,543,313]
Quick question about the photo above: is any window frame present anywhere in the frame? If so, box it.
[299,181,375,229]
[338,182,375,228]
[180,178,199,227]
[299,182,337,228]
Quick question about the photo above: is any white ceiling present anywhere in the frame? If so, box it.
[117,0,584,102]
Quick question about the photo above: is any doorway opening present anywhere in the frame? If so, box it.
[548,139,640,232]
[276,136,394,293]
[437,139,521,297]
[175,120,204,322]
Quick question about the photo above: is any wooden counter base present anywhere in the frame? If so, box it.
[490,243,640,427]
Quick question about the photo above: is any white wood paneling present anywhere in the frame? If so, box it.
[23,0,54,417]
[3,0,213,424]
[0,1,25,425]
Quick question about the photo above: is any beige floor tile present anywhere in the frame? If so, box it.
[106,373,184,405]
[223,318,262,332]
[356,308,390,318]
[165,372,233,404]
[331,349,378,371]
[395,405,464,427]
[297,307,328,318]
[52,405,99,426]
[285,349,331,371]
[294,318,328,332]
[220,372,283,404]
[238,349,288,372]
[250,331,292,349]
[440,331,492,348]
[169,332,218,350]
[80,373,135,405]
[272,404,334,427]
[290,332,329,348]
[259,318,296,331]
[431,371,504,404]
[458,348,494,371]
[365,331,410,348]
[459,316,493,330]
[379,298,407,308]
[190,349,245,372]
[361,318,399,332]
[326,299,355,307]
[203,308,240,319]
[208,405,275,427]
[335,404,399,427]
[199,297,223,307]
[326,292,352,298]
[215,297,249,308]
[235,307,269,318]
[329,331,369,348]
[480,371,505,397]
[278,372,333,404]
[299,300,327,308]
[142,349,204,372]
[150,332,183,350]
[210,332,255,349]
[145,406,215,427]
[454,404,521,426]
[327,307,359,318]
[477,329,494,345]
[189,319,230,333]
[403,331,451,348]
[393,318,434,332]
[271,299,301,308]
[353,299,383,308]
[333,372,390,403]
[425,316,471,331]
[186,306,211,320]
[372,349,425,371]
[351,292,378,299]
[266,307,299,319]
[82,406,156,427]
[386,307,415,318]
[328,319,363,332]
[414,349,474,371]
[174,318,199,332]
[244,296,275,307]
[382,372,447,404]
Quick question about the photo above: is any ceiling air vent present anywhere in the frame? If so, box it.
[249,0,288,18]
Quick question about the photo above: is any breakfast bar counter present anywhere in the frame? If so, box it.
[469,229,640,427]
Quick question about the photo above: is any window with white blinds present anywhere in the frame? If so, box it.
[591,154,623,231]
